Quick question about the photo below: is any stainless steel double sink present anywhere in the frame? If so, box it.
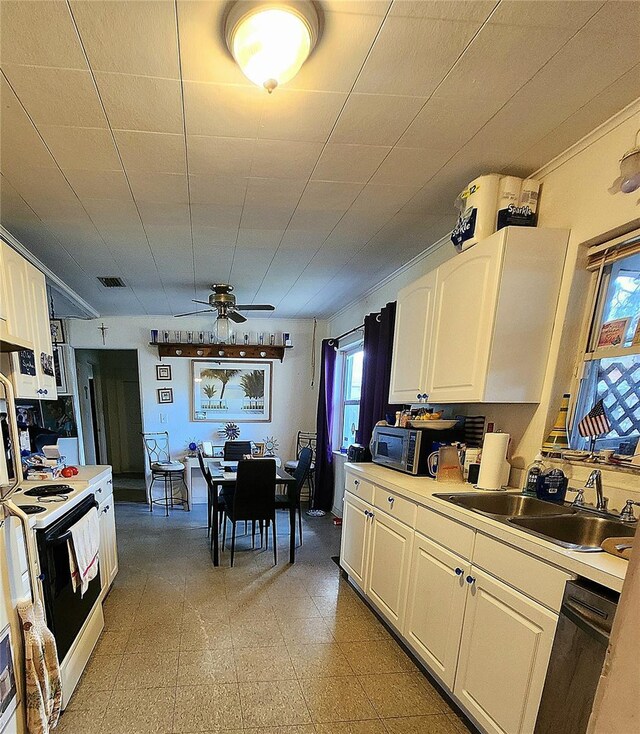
[434,492,636,552]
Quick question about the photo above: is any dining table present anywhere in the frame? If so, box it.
[204,460,298,567]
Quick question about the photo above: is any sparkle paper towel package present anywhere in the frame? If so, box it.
[476,432,511,490]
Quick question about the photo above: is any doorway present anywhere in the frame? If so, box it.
[75,349,145,502]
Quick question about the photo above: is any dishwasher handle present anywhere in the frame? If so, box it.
[562,603,610,646]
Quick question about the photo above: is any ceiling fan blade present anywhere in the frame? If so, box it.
[235,304,275,311]
[192,299,212,305]
[174,309,216,317]
[228,311,247,324]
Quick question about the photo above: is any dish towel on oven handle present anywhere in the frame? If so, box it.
[17,599,62,734]
[66,506,100,597]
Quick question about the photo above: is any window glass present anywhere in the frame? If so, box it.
[339,347,364,450]
[597,253,640,347]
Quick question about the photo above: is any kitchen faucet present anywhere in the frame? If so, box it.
[584,469,608,513]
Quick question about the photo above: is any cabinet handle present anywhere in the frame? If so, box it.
[107,479,112,485]
[354,480,360,486]
[387,496,395,507]
[97,487,103,493]
[102,505,110,513]
[454,568,463,576]
[43,389,48,395]
[466,576,476,585]
[363,510,369,517]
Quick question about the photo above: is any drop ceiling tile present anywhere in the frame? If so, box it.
[287,11,386,93]
[240,205,296,230]
[184,81,264,137]
[236,229,285,249]
[95,72,183,134]
[1,65,107,128]
[191,203,243,229]
[127,171,189,204]
[0,1,86,69]
[115,131,186,173]
[355,15,489,96]
[64,169,132,200]
[38,125,121,171]
[311,143,390,183]
[287,207,345,233]
[69,0,180,79]
[176,0,250,85]
[434,22,577,103]
[193,244,236,280]
[297,181,364,211]
[322,1,391,17]
[370,146,452,187]
[193,227,239,248]
[83,197,142,229]
[397,95,503,150]
[189,174,247,206]
[258,89,348,142]
[250,140,323,179]
[330,93,425,146]
[144,223,191,248]
[137,201,191,227]
[187,136,255,176]
[390,1,496,21]
[491,0,604,30]
[244,178,307,210]
[280,229,331,249]
[28,197,87,222]
[3,165,76,205]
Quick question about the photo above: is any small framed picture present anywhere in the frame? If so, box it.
[53,346,67,393]
[0,624,18,731]
[156,364,172,381]
[157,388,173,404]
[252,441,266,457]
[50,319,66,345]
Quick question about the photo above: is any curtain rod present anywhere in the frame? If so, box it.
[330,323,364,345]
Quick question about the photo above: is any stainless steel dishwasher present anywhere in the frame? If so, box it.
[535,579,619,734]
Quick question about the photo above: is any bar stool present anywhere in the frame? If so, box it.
[141,431,189,515]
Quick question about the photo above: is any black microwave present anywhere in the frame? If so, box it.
[370,425,461,476]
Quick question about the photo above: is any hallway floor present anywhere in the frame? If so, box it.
[60,502,470,734]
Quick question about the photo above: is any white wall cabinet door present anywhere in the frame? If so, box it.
[25,263,56,399]
[388,270,437,404]
[340,491,372,589]
[1,241,33,350]
[365,508,413,630]
[404,532,469,689]
[427,236,503,403]
[454,567,557,734]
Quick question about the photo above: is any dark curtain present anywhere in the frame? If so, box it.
[357,301,398,459]
[312,339,337,511]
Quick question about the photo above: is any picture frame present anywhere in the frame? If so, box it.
[50,319,66,345]
[191,360,272,422]
[0,624,18,731]
[53,346,67,394]
[252,441,266,457]
[156,364,172,381]
[157,388,173,404]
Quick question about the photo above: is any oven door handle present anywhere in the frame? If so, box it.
[48,500,99,545]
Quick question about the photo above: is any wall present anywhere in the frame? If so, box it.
[328,101,640,498]
[68,316,321,468]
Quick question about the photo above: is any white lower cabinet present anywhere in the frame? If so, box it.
[97,475,118,596]
[340,491,371,589]
[404,532,469,689]
[366,508,413,630]
[454,568,557,734]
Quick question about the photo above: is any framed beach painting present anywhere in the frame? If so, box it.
[192,360,272,422]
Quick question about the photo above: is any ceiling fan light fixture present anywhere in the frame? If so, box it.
[609,130,640,194]
[225,1,319,93]
[214,314,233,344]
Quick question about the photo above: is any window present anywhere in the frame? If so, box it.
[571,250,640,453]
[338,346,363,451]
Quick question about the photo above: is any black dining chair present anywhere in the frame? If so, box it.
[197,449,226,539]
[225,459,277,567]
[223,441,253,461]
[276,446,312,546]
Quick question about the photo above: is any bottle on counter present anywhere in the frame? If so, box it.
[536,468,568,504]
[523,453,545,497]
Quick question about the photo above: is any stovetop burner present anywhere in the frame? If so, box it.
[23,484,74,498]
[20,505,47,515]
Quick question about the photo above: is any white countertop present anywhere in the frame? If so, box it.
[345,463,629,593]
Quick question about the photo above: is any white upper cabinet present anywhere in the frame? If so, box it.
[1,241,57,400]
[388,270,437,404]
[428,228,567,403]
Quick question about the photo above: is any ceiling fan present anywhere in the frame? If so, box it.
[175,284,274,340]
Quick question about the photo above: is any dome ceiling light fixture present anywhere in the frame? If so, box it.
[609,129,640,195]
[225,0,320,93]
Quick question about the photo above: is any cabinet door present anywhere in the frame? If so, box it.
[365,509,413,630]
[98,501,112,594]
[454,568,557,734]
[404,533,469,689]
[104,501,118,586]
[1,243,33,350]
[25,263,56,399]
[340,491,372,589]
[427,236,504,402]
[388,270,436,404]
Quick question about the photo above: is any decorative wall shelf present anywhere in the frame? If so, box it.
[152,343,291,362]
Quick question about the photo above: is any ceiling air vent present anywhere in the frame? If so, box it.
[98,276,126,288]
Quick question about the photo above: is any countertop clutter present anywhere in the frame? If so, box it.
[344,462,627,591]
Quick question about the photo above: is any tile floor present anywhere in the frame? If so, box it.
[60,501,471,733]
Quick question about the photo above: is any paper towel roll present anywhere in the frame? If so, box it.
[477,432,510,490]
